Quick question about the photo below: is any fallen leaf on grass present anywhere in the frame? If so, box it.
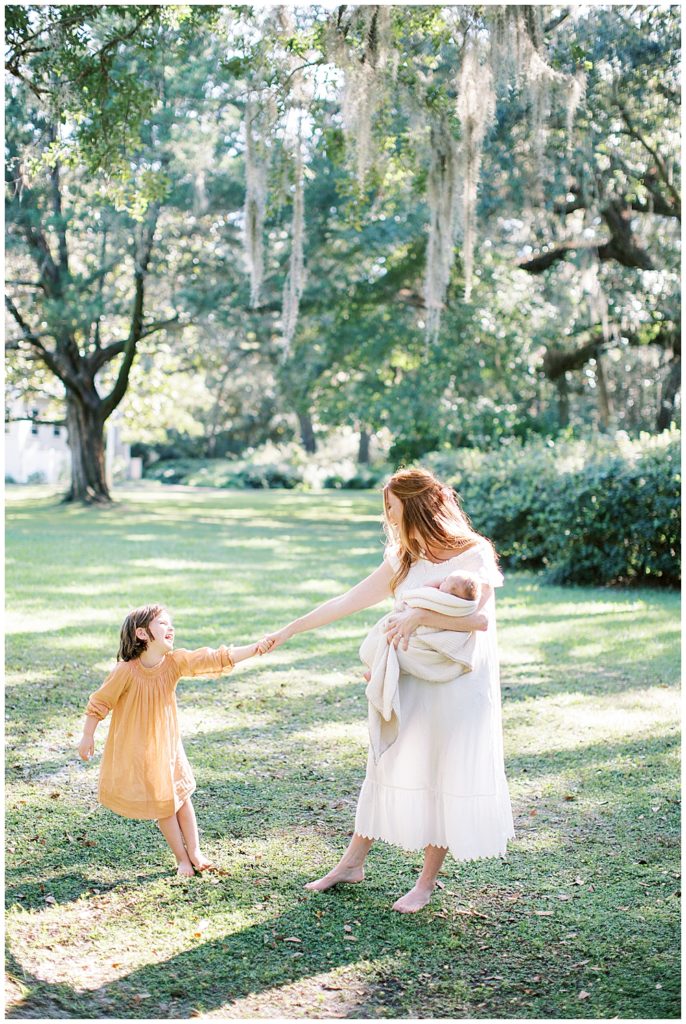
[556,893,571,901]
[44,895,56,905]
[578,990,590,1000]
[343,924,353,933]
[49,792,61,799]
[283,937,301,944]
[344,935,358,942]
[534,910,554,916]
[435,880,445,890]
[193,919,210,938]
[563,794,577,801]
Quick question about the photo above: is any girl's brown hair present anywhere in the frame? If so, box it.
[118,604,165,661]
[383,468,494,592]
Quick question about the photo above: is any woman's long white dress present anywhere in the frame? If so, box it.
[354,541,515,861]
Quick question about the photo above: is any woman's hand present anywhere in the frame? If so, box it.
[261,625,294,652]
[384,606,425,650]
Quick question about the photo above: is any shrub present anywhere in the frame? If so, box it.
[144,457,303,490]
[424,431,680,587]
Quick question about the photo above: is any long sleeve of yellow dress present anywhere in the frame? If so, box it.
[85,661,132,720]
[171,645,234,678]
[84,647,233,821]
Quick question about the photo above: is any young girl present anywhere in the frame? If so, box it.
[78,604,271,876]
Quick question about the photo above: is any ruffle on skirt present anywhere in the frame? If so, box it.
[354,776,515,861]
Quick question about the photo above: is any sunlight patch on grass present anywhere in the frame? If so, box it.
[5,609,114,634]
[288,719,368,751]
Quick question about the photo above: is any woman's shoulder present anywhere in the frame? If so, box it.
[456,537,504,586]
[384,544,402,571]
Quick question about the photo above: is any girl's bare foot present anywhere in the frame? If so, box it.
[176,860,195,877]
[392,882,435,913]
[305,863,365,891]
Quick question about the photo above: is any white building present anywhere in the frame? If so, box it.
[5,399,141,485]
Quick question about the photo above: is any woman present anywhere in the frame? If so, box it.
[265,468,515,913]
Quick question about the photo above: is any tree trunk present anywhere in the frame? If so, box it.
[656,354,681,431]
[297,411,316,454]
[595,353,612,431]
[357,428,371,465]
[557,374,570,428]
[64,395,110,503]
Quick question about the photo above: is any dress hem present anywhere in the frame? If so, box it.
[354,828,515,862]
[99,782,196,821]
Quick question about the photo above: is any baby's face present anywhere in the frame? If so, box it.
[439,574,474,600]
[439,577,464,598]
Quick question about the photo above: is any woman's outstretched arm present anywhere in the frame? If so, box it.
[264,561,393,649]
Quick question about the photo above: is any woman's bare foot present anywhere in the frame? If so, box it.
[392,882,435,913]
[176,860,195,877]
[190,854,215,872]
[305,863,365,891]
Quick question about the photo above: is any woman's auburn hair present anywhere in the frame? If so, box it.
[383,467,495,592]
[118,604,165,662]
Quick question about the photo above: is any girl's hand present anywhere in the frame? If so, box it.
[255,638,274,656]
[78,735,94,761]
[384,607,425,650]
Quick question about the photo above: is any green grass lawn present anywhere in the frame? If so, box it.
[5,483,681,1019]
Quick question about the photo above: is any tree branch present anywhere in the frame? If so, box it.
[5,295,73,385]
[614,93,681,210]
[87,316,181,374]
[101,204,160,419]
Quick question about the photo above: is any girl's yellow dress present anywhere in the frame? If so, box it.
[85,647,233,819]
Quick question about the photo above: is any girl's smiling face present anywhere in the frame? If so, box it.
[140,612,175,651]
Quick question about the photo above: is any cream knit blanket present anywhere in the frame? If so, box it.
[360,586,478,763]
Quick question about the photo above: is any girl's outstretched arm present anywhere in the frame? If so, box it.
[264,561,393,650]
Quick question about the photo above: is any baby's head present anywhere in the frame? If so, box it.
[118,604,170,661]
[439,570,481,602]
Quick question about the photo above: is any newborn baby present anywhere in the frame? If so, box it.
[363,569,481,681]
[360,569,483,761]
[433,569,482,602]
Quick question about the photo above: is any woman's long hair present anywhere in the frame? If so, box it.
[118,604,165,661]
[383,468,493,592]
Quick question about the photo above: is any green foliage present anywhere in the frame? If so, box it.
[425,430,681,587]
[145,457,303,490]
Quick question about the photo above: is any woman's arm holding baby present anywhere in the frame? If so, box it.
[263,561,394,650]
[385,585,492,649]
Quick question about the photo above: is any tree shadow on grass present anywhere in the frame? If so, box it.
[3,870,483,1021]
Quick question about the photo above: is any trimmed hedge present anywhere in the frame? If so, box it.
[425,431,680,587]
[142,432,680,587]
[145,458,303,490]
